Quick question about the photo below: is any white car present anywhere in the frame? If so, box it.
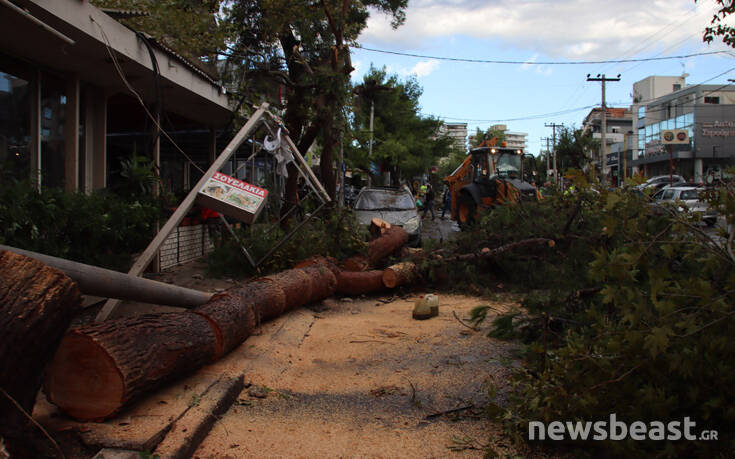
[651,186,718,226]
[353,186,422,246]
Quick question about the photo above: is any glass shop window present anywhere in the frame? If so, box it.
[41,73,66,188]
[0,56,31,179]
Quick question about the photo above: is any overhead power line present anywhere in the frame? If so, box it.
[421,104,599,123]
[353,46,729,65]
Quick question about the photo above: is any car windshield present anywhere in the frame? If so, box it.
[679,189,700,200]
[355,190,415,210]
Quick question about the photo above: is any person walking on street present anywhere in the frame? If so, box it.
[422,184,435,220]
[440,186,451,219]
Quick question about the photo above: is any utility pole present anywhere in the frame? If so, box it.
[540,136,552,179]
[587,74,621,182]
[545,123,563,188]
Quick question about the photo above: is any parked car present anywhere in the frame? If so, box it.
[352,186,422,246]
[651,186,718,226]
[635,175,686,191]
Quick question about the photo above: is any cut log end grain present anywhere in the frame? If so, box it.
[382,262,417,289]
[44,312,218,421]
[336,270,385,296]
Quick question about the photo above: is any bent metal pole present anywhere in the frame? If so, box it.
[0,245,212,308]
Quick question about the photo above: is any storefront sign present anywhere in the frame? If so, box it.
[701,121,735,137]
[661,129,689,144]
[196,172,268,224]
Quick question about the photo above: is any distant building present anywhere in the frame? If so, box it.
[490,124,528,150]
[632,81,735,182]
[438,122,468,152]
[582,107,634,184]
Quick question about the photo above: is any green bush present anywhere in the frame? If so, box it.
[0,180,162,271]
[207,207,368,278]
[473,176,735,457]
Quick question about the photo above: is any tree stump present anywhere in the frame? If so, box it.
[0,251,81,456]
[193,291,258,360]
[44,312,218,421]
[382,262,418,288]
[336,270,385,296]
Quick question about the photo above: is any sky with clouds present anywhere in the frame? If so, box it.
[350,0,735,155]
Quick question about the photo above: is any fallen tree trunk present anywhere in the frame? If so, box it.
[367,226,409,266]
[240,279,287,322]
[264,269,312,310]
[342,255,369,272]
[193,292,258,360]
[382,262,418,289]
[336,270,385,296]
[44,312,218,421]
[299,265,337,303]
[0,251,81,457]
[435,238,555,262]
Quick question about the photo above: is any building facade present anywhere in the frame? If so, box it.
[439,122,468,152]
[632,84,735,182]
[582,107,634,184]
[490,124,528,150]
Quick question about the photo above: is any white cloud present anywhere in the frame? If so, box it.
[407,59,441,77]
[360,0,731,60]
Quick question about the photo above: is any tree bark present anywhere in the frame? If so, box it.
[342,255,369,272]
[336,270,385,296]
[193,292,258,360]
[236,279,287,323]
[298,265,337,303]
[382,262,417,289]
[367,226,409,266]
[264,269,313,310]
[0,251,81,456]
[44,312,218,421]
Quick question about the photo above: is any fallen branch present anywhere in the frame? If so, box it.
[434,238,555,263]
[452,311,478,332]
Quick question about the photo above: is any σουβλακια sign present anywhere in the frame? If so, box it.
[196,172,269,224]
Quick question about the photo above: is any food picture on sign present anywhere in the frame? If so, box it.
[196,172,269,224]
[663,131,674,142]
[676,131,687,142]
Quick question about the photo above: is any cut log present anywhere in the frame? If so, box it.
[264,269,312,310]
[369,218,391,238]
[193,292,258,359]
[298,265,337,303]
[336,270,385,296]
[44,312,218,421]
[367,226,409,266]
[382,262,418,289]
[342,255,369,272]
[0,251,81,456]
[238,279,287,322]
[294,255,341,277]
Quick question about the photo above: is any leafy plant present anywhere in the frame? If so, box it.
[0,180,162,271]
[471,176,735,457]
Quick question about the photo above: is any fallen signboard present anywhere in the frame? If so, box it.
[196,172,268,224]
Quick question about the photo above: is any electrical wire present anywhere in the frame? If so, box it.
[353,45,729,65]
[91,16,207,174]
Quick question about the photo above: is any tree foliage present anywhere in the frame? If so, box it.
[699,0,735,48]
[469,126,507,148]
[554,126,599,174]
[348,66,453,183]
[464,174,735,457]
